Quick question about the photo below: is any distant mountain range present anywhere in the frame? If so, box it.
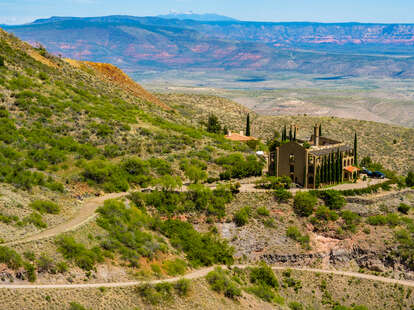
[3,15,414,77]
[156,12,237,21]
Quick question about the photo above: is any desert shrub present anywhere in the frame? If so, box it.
[256,206,270,217]
[217,153,264,179]
[206,267,241,299]
[103,144,123,158]
[29,200,60,214]
[138,283,173,305]
[247,283,277,302]
[162,258,187,276]
[56,261,69,273]
[316,190,345,210]
[255,176,291,190]
[96,200,163,266]
[293,192,317,217]
[274,188,292,202]
[286,226,310,249]
[311,206,339,228]
[407,171,414,187]
[56,236,103,270]
[68,302,88,310]
[398,203,411,214]
[233,206,251,227]
[174,278,191,296]
[24,212,47,228]
[184,165,207,184]
[249,262,278,288]
[0,246,23,269]
[288,301,304,310]
[340,211,360,232]
[37,253,55,273]
[158,219,234,266]
[149,158,172,175]
[24,262,37,282]
[367,213,400,227]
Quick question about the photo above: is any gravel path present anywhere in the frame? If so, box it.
[4,192,127,246]
[0,265,413,289]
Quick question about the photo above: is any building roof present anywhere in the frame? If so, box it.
[224,132,258,142]
[344,166,360,173]
[309,145,352,156]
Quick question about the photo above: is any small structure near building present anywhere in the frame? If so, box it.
[225,131,258,142]
[269,124,358,189]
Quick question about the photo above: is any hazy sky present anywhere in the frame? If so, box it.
[1,0,414,25]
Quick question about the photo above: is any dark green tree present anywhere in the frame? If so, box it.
[315,166,321,188]
[293,128,296,141]
[319,124,322,137]
[206,114,222,134]
[354,132,358,166]
[245,113,251,136]
[407,171,414,187]
[0,56,4,67]
[289,126,292,141]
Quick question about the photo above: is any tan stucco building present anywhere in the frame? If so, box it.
[269,125,357,189]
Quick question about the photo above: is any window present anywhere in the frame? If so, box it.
[290,165,295,173]
[289,154,295,162]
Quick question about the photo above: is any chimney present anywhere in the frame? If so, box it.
[314,124,320,146]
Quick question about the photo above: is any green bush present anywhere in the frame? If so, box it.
[29,200,60,214]
[407,171,414,187]
[37,253,55,273]
[24,212,47,228]
[0,246,23,269]
[68,302,88,310]
[206,267,241,299]
[398,203,411,214]
[247,283,277,302]
[162,258,187,276]
[158,219,234,267]
[340,211,360,232]
[286,226,310,249]
[24,262,37,282]
[310,206,339,228]
[288,301,304,310]
[97,200,163,266]
[316,190,345,210]
[56,236,103,271]
[249,262,278,288]
[274,188,292,203]
[255,176,291,190]
[367,213,400,227]
[217,154,264,180]
[233,207,251,227]
[256,206,270,217]
[174,278,191,296]
[293,192,317,217]
[138,283,173,305]
[0,56,4,67]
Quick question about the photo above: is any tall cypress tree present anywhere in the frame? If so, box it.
[246,113,251,136]
[289,126,292,141]
[319,124,322,137]
[321,157,325,183]
[354,132,358,166]
[293,127,296,141]
[316,166,321,188]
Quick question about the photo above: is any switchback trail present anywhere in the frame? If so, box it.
[4,192,127,246]
[1,265,414,289]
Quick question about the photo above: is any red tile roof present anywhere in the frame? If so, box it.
[224,132,258,142]
[344,166,360,173]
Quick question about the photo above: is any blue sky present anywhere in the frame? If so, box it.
[1,0,414,25]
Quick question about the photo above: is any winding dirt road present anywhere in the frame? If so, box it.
[0,265,413,289]
[4,192,127,246]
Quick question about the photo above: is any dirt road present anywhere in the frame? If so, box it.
[0,265,413,289]
[4,192,127,246]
